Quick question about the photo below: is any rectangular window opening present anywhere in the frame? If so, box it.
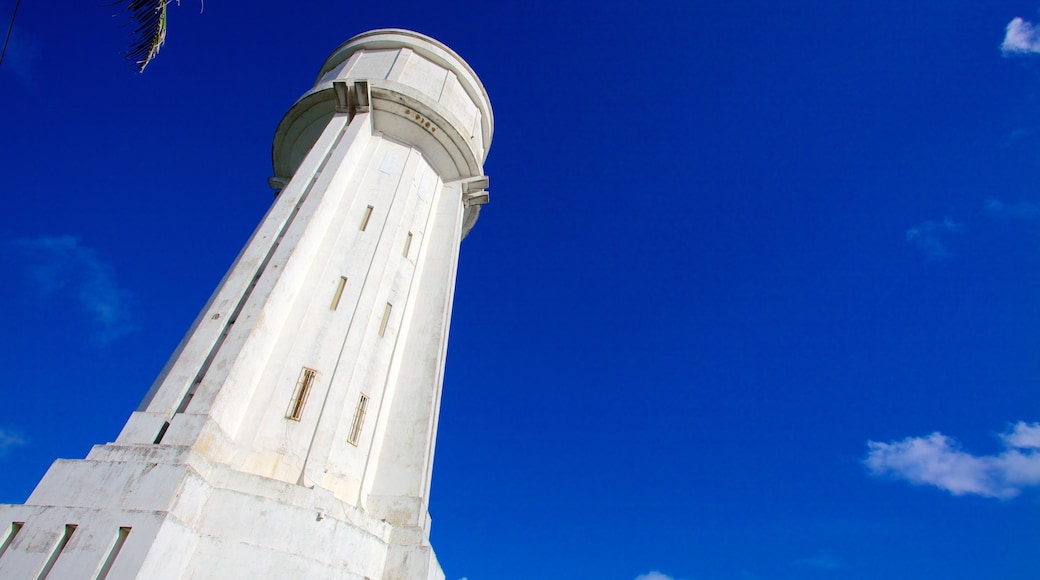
[378,303,392,337]
[330,276,348,311]
[286,368,317,421]
[37,524,76,580]
[403,232,413,257]
[95,527,131,580]
[0,522,24,561]
[346,394,370,446]
[359,205,374,231]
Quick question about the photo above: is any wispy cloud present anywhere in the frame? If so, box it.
[865,422,1040,498]
[15,235,136,345]
[1002,422,1040,449]
[797,552,843,571]
[636,573,675,580]
[1002,17,1040,56]
[0,427,27,457]
[905,217,961,261]
[999,127,1032,149]
[985,198,1040,221]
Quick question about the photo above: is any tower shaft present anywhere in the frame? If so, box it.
[0,30,492,580]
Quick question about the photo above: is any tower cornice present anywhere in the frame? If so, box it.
[272,30,493,236]
[274,79,482,181]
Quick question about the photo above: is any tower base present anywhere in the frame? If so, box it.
[0,445,443,580]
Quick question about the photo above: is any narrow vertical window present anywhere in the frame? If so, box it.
[403,232,413,257]
[330,276,348,311]
[95,527,131,580]
[286,368,317,421]
[37,524,76,580]
[0,522,23,560]
[346,394,370,446]
[359,205,374,231]
[378,303,392,337]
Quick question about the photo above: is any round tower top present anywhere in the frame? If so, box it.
[318,29,494,149]
[272,29,494,187]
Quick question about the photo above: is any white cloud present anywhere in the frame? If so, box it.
[636,573,675,580]
[985,198,1040,221]
[0,427,27,456]
[905,217,961,261]
[1001,422,1040,449]
[15,235,137,345]
[1002,17,1040,56]
[865,422,1040,498]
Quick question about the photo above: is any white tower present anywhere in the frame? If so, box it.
[0,29,492,579]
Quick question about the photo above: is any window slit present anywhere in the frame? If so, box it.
[95,527,131,580]
[153,421,170,444]
[330,277,348,311]
[378,303,392,337]
[347,394,370,446]
[287,368,317,421]
[37,524,76,580]
[360,205,374,231]
[0,522,23,560]
[403,232,413,257]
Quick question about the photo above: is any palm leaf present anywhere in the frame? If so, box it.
[122,0,170,72]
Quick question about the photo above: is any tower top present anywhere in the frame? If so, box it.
[273,30,494,235]
[320,29,494,148]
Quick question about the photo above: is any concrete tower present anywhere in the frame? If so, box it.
[0,29,492,579]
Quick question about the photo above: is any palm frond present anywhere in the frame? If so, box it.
[1,0,23,71]
[122,0,171,72]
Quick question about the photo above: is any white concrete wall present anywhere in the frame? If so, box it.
[0,452,409,579]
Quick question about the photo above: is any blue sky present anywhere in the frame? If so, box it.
[2,1,1040,578]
